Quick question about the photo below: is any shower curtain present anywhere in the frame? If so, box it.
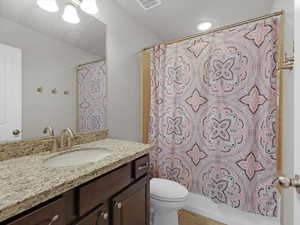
[77,60,107,132]
[148,17,280,217]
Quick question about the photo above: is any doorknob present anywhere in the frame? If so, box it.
[12,129,21,136]
[278,175,300,193]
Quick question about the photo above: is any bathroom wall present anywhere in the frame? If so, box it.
[0,17,98,139]
[94,0,161,142]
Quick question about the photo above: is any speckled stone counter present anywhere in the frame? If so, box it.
[0,130,108,161]
[0,138,153,222]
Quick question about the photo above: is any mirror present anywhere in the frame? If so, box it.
[0,0,106,141]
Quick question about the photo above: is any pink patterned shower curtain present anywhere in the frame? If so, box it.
[77,60,107,132]
[148,17,280,216]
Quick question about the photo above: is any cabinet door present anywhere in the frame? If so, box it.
[97,204,109,225]
[75,204,109,225]
[112,176,149,225]
[75,210,98,225]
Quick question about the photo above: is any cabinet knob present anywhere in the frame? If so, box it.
[115,202,122,209]
[101,211,109,220]
[48,215,59,225]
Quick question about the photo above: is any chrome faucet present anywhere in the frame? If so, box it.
[43,126,57,151]
[60,128,75,149]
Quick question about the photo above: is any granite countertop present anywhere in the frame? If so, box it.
[0,138,153,222]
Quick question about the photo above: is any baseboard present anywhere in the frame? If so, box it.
[178,209,227,225]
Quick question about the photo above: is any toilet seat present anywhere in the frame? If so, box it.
[150,178,188,202]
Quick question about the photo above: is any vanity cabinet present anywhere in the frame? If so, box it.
[4,154,150,225]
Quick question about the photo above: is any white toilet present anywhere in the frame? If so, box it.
[150,178,189,225]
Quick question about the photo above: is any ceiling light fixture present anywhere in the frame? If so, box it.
[197,22,212,31]
[80,0,99,15]
[62,3,80,24]
[37,0,59,12]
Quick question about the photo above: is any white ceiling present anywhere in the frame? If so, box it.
[116,0,275,42]
[0,0,106,57]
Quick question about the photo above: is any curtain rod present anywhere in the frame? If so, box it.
[142,10,284,51]
[77,58,106,68]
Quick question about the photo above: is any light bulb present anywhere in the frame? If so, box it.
[62,4,80,24]
[37,0,59,12]
[197,22,212,31]
[80,0,99,15]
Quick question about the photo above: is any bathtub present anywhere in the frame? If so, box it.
[184,193,280,225]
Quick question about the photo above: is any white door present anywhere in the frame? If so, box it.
[0,44,22,142]
[293,1,300,224]
[280,1,300,225]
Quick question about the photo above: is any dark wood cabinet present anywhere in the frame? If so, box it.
[78,164,131,216]
[112,176,149,225]
[4,154,150,225]
[133,155,149,180]
[75,204,108,225]
[75,209,98,225]
[96,204,109,225]
[7,198,66,225]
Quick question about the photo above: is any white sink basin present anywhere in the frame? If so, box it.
[45,148,111,168]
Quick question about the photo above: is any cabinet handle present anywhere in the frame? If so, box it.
[101,211,109,220]
[138,163,149,171]
[48,215,59,225]
[115,202,122,209]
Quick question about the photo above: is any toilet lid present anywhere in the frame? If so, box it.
[150,178,188,202]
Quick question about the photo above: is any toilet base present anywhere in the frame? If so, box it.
[153,210,179,225]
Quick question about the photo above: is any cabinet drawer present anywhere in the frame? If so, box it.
[8,197,66,225]
[133,155,149,180]
[78,164,131,216]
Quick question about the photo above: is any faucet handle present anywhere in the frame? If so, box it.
[43,126,55,136]
[67,136,73,149]
[60,128,75,150]
[60,128,75,137]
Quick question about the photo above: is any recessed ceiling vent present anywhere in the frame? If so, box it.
[136,0,162,10]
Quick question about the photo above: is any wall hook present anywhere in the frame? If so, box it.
[51,88,57,94]
[37,87,43,93]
